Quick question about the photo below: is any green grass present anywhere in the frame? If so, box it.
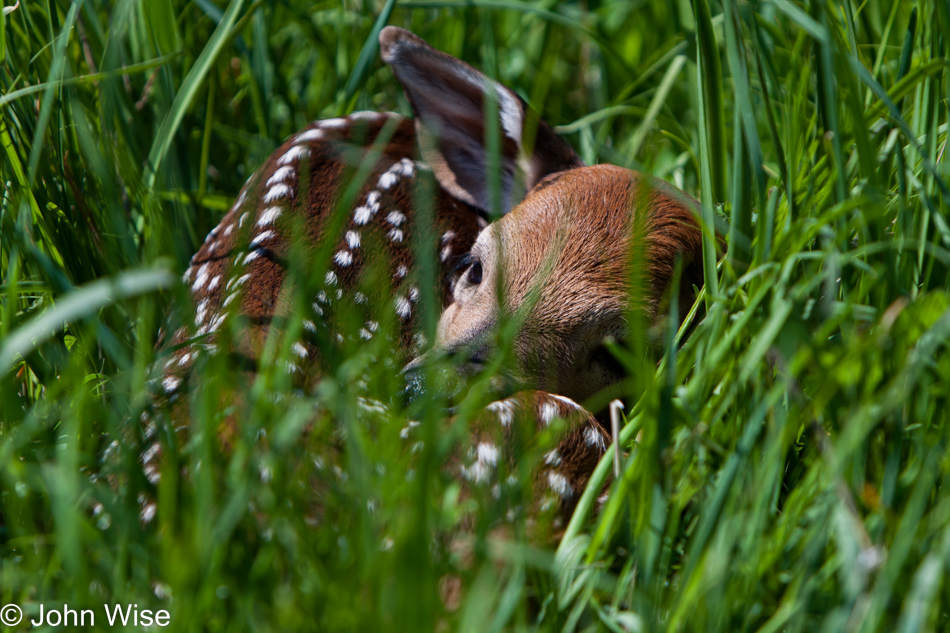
[3,0,950,631]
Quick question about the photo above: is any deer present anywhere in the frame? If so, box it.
[143,26,704,533]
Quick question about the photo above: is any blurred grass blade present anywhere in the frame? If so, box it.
[769,0,825,42]
[146,0,247,187]
[628,55,687,160]
[340,0,397,110]
[692,0,726,204]
[0,268,174,375]
[26,0,81,183]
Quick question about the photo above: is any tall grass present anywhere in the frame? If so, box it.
[3,0,950,631]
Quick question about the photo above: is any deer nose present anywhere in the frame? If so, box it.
[400,351,460,406]
[401,354,429,405]
[400,345,486,407]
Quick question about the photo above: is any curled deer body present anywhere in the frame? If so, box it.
[151,27,703,529]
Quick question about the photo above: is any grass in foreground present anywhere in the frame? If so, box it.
[3,0,950,631]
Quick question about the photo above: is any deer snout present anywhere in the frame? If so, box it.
[400,341,498,408]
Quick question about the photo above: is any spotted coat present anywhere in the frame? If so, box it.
[141,112,611,528]
[164,112,481,387]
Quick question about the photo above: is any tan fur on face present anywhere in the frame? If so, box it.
[438,165,704,403]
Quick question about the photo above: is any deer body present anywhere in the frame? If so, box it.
[150,27,703,529]
[166,113,482,385]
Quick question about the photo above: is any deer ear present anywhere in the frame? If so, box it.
[379,27,582,214]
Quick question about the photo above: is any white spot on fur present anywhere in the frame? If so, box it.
[141,442,161,465]
[334,250,354,267]
[223,293,239,308]
[387,211,405,226]
[487,399,516,427]
[547,472,572,499]
[143,464,160,486]
[257,206,282,227]
[354,292,368,304]
[162,376,181,393]
[349,110,381,121]
[477,443,499,466]
[408,286,419,302]
[397,158,415,176]
[539,401,561,426]
[208,314,226,332]
[584,425,607,450]
[395,296,411,319]
[396,265,408,279]
[223,224,234,237]
[296,128,324,143]
[304,320,317,332]
[239,212,249,228]
[345,231,361,249]
[277,144,310,166]
[358,398,389,414]
[292,342,309,359]
[266,166,295,187]
[549,394,581,410]
[227,273,251,291]
[251,230,275,247]
[544,450,562,467]
[461,461,491,485]
[191,264,210,292]
[140,502,157,524]
[196,299,210,325]
[441,230,456,243]
[377,161,413,189]
[320,118,348,129]
[354,205,373,225]
[440,245,452,261]
[388,228,403,243]
[325,271,338,286]
[263,183,292,203]
[379,172,398,189]
[243,250,261,265]
[399,421,420,439]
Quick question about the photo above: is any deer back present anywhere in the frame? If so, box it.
[162,113,482,396]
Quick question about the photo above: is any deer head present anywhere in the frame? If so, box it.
[377,29,705,406]
[433,166,705,405]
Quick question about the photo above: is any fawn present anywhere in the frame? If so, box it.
[150,27,703,529]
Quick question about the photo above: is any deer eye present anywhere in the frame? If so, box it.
[466,260,483,286]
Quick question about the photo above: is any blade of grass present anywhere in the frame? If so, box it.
[145,0,247,188]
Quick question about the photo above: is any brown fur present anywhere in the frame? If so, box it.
[438,165,704,404]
